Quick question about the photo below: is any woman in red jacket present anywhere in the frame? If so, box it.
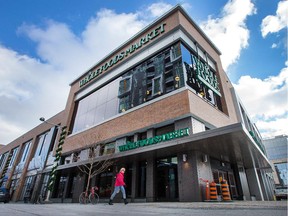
[109,167,128,205]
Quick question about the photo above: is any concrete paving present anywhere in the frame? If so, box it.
[0,201,287,216]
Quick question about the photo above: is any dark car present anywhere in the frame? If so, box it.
[0,187,10,203]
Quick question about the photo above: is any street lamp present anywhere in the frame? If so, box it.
[39,117,60,128]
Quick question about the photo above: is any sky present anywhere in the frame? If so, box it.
[0,0,287,145]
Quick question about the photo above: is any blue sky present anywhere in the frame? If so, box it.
[0,0,287,144]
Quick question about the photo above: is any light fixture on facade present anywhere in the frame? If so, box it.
[199,89,205,97]
[202,154,208,163]
[182,154,187,162]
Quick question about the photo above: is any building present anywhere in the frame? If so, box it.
[0,5,274,203]
[263,135,288,200]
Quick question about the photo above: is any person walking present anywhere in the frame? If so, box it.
[108,167,128,205]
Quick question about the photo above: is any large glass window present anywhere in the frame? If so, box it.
[9,147,19,167]
[152,75,163,96]
[0,152,8,170]
[181,44,222,110]
[118,42,185,112]
[20,141,32,164]
[275,163,288,187]
[118,76,132,96]
[103,142,115,155]
[72,78,120,133]
[71,41,223,133]
[72,43,185,133]
[35,132,49,157]
[20,175,36,201]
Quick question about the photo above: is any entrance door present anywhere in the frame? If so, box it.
[212,169,238,200]
[156,156,178,201]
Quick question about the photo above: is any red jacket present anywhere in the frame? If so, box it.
[115,172,126,186]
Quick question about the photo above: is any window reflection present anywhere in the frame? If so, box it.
[118,43,184,112]
[72,42,222,133]
[275,163,288,186]
[72,79,120,133]
[181,44,222,110]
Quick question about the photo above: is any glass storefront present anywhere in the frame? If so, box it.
[211,159,238,200]
[156,156,178,201]
[97,168,113,198]
[20,175,36,201]
[138,161,147,198]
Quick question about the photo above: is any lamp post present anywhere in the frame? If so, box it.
[39,117,67,203]
[39,117,60,128]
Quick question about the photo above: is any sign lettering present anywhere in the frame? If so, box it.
[79,23,166,87]
[192,55,221,96]
[119,128,190,152]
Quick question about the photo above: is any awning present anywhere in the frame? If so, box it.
[56,123,272,171]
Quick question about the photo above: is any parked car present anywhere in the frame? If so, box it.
[0,187,10,203]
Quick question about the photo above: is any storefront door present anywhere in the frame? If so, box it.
[156,156,178,201]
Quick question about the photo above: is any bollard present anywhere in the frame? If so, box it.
[200,178,210,201]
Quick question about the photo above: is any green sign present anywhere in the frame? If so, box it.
[192,55,221,96]
[79,23,166,88]
[119,128,190,152]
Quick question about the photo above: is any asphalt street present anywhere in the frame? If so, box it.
[0,201,287,216]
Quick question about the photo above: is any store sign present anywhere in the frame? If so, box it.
[119,128,190,152]
[192,55,221,96]
[79,23,167,88]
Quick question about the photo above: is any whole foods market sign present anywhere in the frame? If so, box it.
[119,128,190,152]
[192,54,221,96]
[79,23,166,88]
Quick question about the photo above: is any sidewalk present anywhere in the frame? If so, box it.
[133,200,287,209]
[1,201,287,216]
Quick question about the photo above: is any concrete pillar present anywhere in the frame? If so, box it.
[246,168,264,200]
[178,152,193,201]
[246,145,264,201]
[178,151,203,202]
[131,161,138,202]
[146,157,155,202]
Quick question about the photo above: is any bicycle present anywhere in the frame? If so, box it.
[79,186,99,204]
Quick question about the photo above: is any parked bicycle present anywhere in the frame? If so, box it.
[79,186,99,204]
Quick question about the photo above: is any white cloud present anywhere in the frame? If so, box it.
[271,43,277,49]
[0,45,70,143]
[261,0,288,38]
[0,3,174,144]
[234,66,288,138]
[200,0,256,71]
[256,117,288,139]
[147,2,173,17]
